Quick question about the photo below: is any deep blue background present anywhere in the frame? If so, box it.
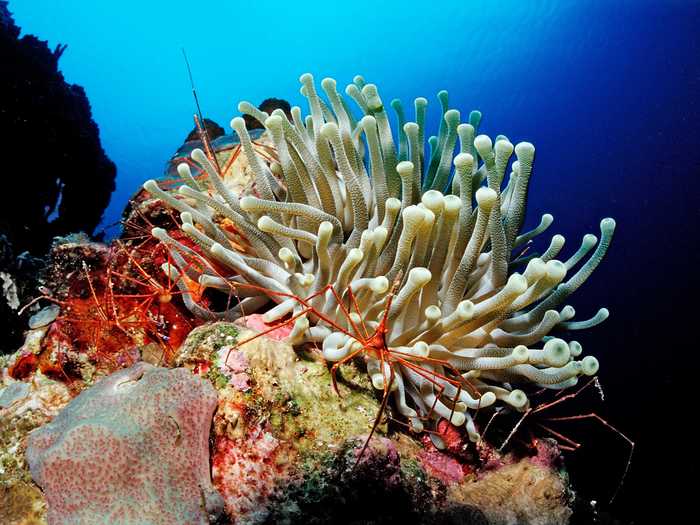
[11,0,696,522]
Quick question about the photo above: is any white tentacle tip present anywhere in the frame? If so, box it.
[176,163,192,177]
[151,227,167,240]
[317,221,334,238]
[505,273,528,295]
[601,217,616,233]
[425,305,442,322]
[371,276,389,294]
[408,267,432,286]
[583,233,598,246]
[360,115,377,128]
[396,161,414,177]
[545,260,567,281]
[495,139,514,156]
[453,152,474,169]
[257,216,275,231]
[421,190,445,213]
[444,109,460,125]
[239,196,256,211]
[191,148,207,162]
[264,114,284,130]
[474,134,493,155]
[513,345,529,364]
[569,341,583,357]
[402,205,425,224]
[507,389,528,409]
[479,391,497,407]
[320,122,339,139]
[581,356,599,376]
[543,338,571,367]
[457,300,475,320]
[385,197,402,213]
[321,77,337,90]
[514,141,536,159]
[403,122,419,135]
[443,195,462,215]
[347,248,364,263]
[231,116,247,130]
[475,187,498,208]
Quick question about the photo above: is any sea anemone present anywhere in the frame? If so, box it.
[143,73,614,442]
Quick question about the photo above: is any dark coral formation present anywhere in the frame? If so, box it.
[242,97,292,130]
[0,1,116,255]
[0,234,46,354]
[184,117,225,142]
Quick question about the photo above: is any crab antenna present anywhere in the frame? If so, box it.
[182,48,222,175]
[182,48,204,126]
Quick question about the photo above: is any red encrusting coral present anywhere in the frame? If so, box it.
[8,352,39,380]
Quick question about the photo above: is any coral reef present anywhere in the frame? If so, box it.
[0,71,621,524]
[25,362,223,524]
[143,73,614,445]
[0,1,116,255]
[178,322,571,524]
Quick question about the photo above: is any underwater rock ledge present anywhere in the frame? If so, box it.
[1,316,573,524]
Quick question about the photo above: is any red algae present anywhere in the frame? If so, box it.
[238,313,294,341]
[8,352,38,380]
[211,425,288,518]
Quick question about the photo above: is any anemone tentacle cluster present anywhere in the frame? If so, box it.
[144,73,614,443]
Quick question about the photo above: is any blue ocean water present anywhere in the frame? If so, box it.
[11,0,695,521]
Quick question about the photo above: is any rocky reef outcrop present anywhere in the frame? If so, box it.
[177,321,573,525]
[2,310,574,524]
[0,1,116,255]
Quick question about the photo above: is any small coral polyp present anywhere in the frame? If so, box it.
[144,73,614,443]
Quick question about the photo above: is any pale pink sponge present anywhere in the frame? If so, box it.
[26,362,224,524]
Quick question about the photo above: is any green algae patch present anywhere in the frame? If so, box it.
[175,321,240,390]
[191,323,384,452]
[0,481,46,525]
[178,321,239,360]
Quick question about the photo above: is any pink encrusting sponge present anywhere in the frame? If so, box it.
[26,362,223,524]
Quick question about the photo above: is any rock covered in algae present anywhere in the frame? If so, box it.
[24,362,224,525]
[179,321,572,525]
[0,369,71,525]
